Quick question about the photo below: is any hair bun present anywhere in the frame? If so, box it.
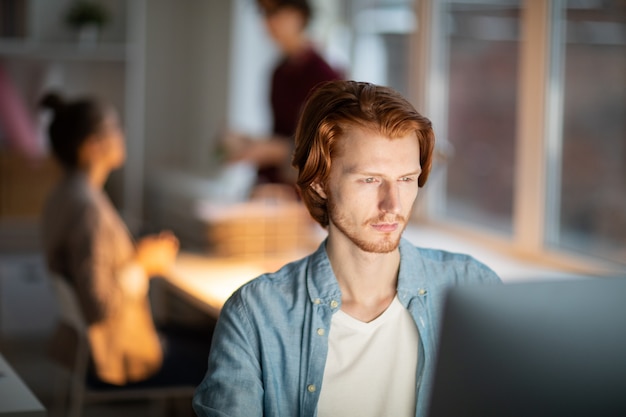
[39,92,65,114]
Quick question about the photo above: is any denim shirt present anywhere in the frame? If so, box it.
[193,238,501,417]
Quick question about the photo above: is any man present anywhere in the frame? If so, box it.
[193,80,501,417]
[226,0,342,186]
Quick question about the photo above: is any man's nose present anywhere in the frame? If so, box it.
[379,182,401,214]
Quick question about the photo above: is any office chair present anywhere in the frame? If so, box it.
[49,273,197,417]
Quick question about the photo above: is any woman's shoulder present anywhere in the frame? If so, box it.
[44,173,104,223]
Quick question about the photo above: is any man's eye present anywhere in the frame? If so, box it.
[364,177,376,183]
[400,176,415,182]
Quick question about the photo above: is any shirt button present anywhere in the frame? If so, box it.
[330,300,339,309]
[418,289,427,296]
[314,298,321,305]
[307,384,316,393]
[317,328,325,336]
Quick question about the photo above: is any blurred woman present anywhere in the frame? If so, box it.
[40,92,207,386]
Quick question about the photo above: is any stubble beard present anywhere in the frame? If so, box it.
[327,198,406,254]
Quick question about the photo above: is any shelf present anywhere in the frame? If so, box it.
[0,39,131,62]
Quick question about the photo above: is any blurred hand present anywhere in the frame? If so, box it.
[135,231,180,277]
[221,130,252,162]
[221,130,291,167]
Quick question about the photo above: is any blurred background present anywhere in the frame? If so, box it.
[0,0,624,415]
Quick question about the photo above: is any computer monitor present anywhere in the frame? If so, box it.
[427,277,626,417]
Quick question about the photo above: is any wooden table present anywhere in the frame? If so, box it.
[161,251,307,317]
[0,353,46,417]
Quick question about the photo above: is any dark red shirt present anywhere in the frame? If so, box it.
[270,47,343,138]
[259,47,342,185]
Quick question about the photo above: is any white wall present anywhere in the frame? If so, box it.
[227,0,277,137]
[143,0,233,174]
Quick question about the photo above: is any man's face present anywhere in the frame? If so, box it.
[319,127,422,254]
[261,3,306,51]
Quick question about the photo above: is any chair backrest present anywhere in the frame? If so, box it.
[48,273,197,417]
[50,274,88,334]
[49,273,92,417]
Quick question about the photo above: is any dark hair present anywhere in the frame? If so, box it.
[257,0,312,23]
[292,80,436,227]
[39,92,108,169]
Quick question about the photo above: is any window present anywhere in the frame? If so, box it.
[549,0,626,264]
[443,1,521,234]
[417,0,625,269]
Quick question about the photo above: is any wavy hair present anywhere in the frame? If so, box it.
[292,80,435,227]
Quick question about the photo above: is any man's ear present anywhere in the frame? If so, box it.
[310,181,327,199]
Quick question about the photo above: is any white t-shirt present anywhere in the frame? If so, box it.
[316,295,419,417]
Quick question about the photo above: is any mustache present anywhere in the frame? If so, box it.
[367,214,406,225]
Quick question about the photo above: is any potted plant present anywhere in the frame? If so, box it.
[65,1,110,45]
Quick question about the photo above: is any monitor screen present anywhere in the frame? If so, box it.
[427,277,626,417]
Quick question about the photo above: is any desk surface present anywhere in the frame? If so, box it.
[164,252,305,317]
[0,354,46,417]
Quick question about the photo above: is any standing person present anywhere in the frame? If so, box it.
[226,0,343,187]
[40,92,210,387]
[193,80,501,416]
